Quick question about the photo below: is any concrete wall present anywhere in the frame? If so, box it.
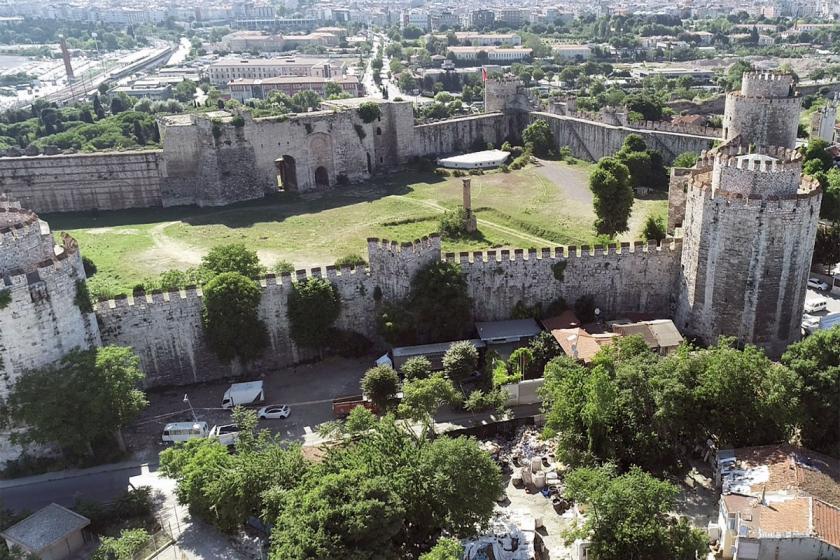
[0,151,163,213]
[533,112,716,162]
[736,537,840,560]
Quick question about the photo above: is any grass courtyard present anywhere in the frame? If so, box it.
[45,160,667,298]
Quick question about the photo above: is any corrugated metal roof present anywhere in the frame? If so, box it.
[1,503,90,552]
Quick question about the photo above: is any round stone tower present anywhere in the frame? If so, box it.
[0,196,100,462]
[723,72,801,149]
[674,146,822,357]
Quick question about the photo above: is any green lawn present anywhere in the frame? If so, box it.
[46,161,666,298]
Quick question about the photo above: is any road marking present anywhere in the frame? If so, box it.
[304,426,313,434]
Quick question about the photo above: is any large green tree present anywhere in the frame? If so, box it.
[201,243,264,278]
[522,119,555,158]
[360,365,400,411]
[408,261,471,343]
[589,157,635,236]
[565,465,706,560]
[286,277,341,348]
[202,272,268,363]
[5,346,147,457]
[781,326,840,456]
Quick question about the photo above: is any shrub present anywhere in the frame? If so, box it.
[287,277,341,348]
[522,119,555,158]
[434,167,451,176]
[468,169,483,175]
[439,207,469,238]
[401,356,433,380]
[273,260,295,275]
[442,341,478,381]
[464,388,507,413]
[334,254,367,268]
[92,528,150,560]
[0,289,11,310]
[492,359,522,387]
[452,169,465,177]
[202,243,264,278]
[231,115,245,127]
[357,101,382,123]
[361,365,400,411]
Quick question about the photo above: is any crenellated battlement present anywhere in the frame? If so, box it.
[740,72,796,98]
[0,206,38,232]
[630,119,720,138]
[366,235,441,255]
[4,233,81,284]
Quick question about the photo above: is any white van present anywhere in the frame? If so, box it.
[221,381,264,409]
[804,297,828,314]
[162,421,209,443]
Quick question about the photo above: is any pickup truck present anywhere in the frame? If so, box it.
[209,424,240,447]
[332,395,379,417]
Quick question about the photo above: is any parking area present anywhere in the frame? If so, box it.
[125,356,371,458]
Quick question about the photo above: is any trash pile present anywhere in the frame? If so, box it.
[462,511,543,560]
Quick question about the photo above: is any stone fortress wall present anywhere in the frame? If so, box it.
[0,151,164,213]
[0,197,101,464]
[95,235,683,387]
[723,72,801,150]
[0,81,727,214]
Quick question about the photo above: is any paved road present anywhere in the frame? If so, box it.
[2,462,148,512]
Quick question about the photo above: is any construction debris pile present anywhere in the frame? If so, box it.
[463,512,542,560]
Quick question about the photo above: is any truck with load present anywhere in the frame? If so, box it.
[221,380,265,409]
[332,394,379,417]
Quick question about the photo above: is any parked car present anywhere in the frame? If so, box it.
[804,297,828,313]
[258,404,291,419]
[807,277,830,291]
[210,424,240,446]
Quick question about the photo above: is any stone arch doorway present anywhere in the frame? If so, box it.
[314,166,329,188]
[275,155,297,191]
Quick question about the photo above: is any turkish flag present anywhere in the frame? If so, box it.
[482,67,487,82]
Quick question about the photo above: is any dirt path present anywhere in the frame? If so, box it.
[397,196,556,247]
[138,221,205,272]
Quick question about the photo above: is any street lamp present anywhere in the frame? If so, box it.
[183,394,198,422]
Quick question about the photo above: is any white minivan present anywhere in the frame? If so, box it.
[804,297,828,314]
[162,421,209,443]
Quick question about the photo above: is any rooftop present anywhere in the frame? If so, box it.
[437,149,510,167]
[475,319,542,342]
[1,504,90,553]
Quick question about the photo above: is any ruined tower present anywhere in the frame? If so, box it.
[675,73,821,357]
[0,196,100,462]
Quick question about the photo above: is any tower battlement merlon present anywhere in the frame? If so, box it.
[740,72,797,98]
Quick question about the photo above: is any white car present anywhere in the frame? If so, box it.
[209,424,240,446]
[807,277,830,291]
[258,404,290,419]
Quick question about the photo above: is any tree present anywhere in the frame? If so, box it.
[673,151,698,168]
[401,356,433,380]
[781,326,840,456]
[110,96,125,115]
[202,272,268,363]
[361,365,400,411]
[589,157,634,236]
[6,347,147,457]
[286,277,341,348]
[399,373,460,430]
[521,119,555,158]
[173,79,197,103]
[442,341,479,381]
[398,71,417,93]
[291,90,322,112]
[132,120,146,144]
[92,528,150,560]
[624,93,663,121]
[324,81,344,98]
[564,466,706,560]
[619,134,647,153]
[802,138,833,172]
[408,261,471,343]
[642,214,667,241]
[813,222,840,266]
[820,169,840,220]
[476,50,489,64]
[92,94,106,119]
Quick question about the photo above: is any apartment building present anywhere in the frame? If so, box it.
[446,46,532,62]
[228,76,362,101]
[207,57,339,86]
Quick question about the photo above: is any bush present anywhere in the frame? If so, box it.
[334,254,367,268]
[92,528,150,560]
[361,365,400,411]
[452,169,465,177]
[521,119,555,158]
[492,359,523,387]
[464,388,507,413]
[401,356,433,380]
[434,167,451,176]
[439,207,469,239]
[273,260,295,275]
[376,302,417,346]
[357,101,382,123]
[442,341,479,381]
[468,169,483,175]
[202,243,264,278]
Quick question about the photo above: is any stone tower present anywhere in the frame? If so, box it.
[0,196,100,462]
[809,101,837,143]
[723,72,801,149]
[675,73,821,357]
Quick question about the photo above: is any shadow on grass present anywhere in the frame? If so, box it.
[43,170,444,231]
